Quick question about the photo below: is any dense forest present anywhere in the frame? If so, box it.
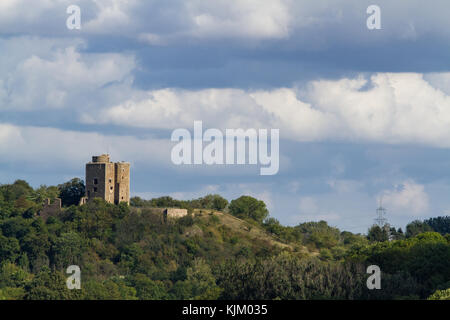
[0,179,449,300]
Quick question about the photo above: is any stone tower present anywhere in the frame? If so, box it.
[85,154,130,205]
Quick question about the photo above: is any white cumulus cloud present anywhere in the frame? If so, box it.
[381,180,429,216]
[85,72,450,149]
[0,37,135,110]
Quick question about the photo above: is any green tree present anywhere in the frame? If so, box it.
[197,194,228,211]
[0,287,26,300]
[82,279,136,300]
[51,232,86,270]
[32,185,60,204]
[406,220,433,238]
[229,196,269,224]
[25,267,80,300]
[130,196,146,207]
[367,225,389,242]
[296,221,340,248]
[0,263,32,288]
[0,235,20,263]
[58,178,85,207]
[390,227,405,240]
[263,217,284,236]
[1,180,33,202]
[428,288,450,300]
[424,216,450,235]
[73,199,114,240]
[151,196,181,208]
[131,274,168,300]
[182,258,222,300]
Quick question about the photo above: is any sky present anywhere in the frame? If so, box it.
[2,0,450,233]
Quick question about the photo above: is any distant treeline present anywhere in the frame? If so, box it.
[130,194,229,212]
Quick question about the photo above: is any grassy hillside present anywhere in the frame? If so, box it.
[191,209,307,252]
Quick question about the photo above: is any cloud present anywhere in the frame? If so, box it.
[327,179,363,194]
[0,123,170,170]
[185,0,291,40]
[424,72,450,95]
[298,196,319,214]
[137,33,167,46]
[85,72,450,149]
[83,0,132,33]
[8,38,450,154]
[294,196,340,223]
[0,37,135,111]
[5,39,450,153]
[81,88,272,129]
[2,0,450,44]
[305,73,450,146]
[381,180,429,216]
[0,0,292,40]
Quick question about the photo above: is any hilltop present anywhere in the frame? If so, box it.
[190,209,307,252]
[0,179,449,300]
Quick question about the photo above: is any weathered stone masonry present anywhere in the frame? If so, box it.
[84,154,130,205]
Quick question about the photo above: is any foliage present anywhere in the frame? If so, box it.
[0,179,449,300]
[295,221,341,249]
[423,216,450,236]
[367,225,390,242]
[130,194,228,212]
[216,253,367,300]
[427,288,450,300]
[346,232,450,298]
[405,220,433,238]
[229,196,269,224]
[58,178,85,207]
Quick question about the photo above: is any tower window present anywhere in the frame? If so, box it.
[109,179,112,183]
[93,178,98,185]
[94,187,97,192]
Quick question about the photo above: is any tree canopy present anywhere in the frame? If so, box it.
[229,196,269,223]
[0,179,449,300]
[58,178,85,207]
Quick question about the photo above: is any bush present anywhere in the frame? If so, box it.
[428,288,450,300]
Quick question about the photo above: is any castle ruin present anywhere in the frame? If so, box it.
[39,198,62,221]
[164,208,188,220]
[82,154,130,205]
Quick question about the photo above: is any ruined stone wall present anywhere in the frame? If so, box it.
[164,208,188,219]
[39,198,62,221]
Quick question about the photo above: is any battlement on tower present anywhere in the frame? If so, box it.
[91,154,111,163]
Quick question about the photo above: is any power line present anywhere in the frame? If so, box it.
[374,197,393,240]
[375,197,387,227]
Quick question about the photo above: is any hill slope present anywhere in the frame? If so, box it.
[191,209,310,253]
